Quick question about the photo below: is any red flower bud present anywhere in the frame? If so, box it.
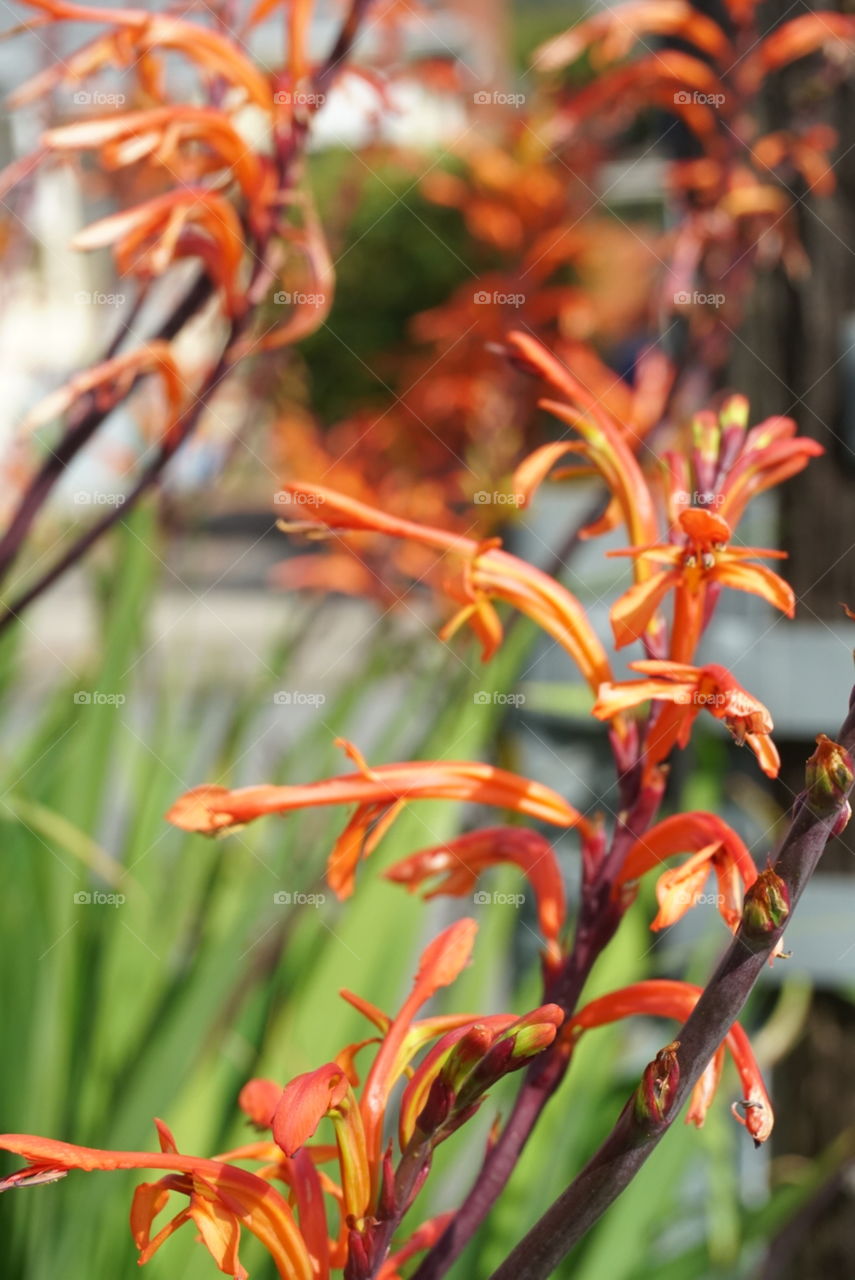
[741,868,790,936]
[805,734,854,816]
[634,1041,681,1128]
[415,1078,455,1137]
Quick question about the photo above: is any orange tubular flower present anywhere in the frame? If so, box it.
[41,108,274,230]
[567,980,773,1143]
[385,826,578,967]
[276,483,612,691]
[71,188,247,316]
[166,739,584,899]
[506,332,658,559]
[593,660,780,777]
[614,811,758,932]
[0,1129,316,1280]
[609,507,794,661]
[357,919,477,1189]
[14,2,273,111]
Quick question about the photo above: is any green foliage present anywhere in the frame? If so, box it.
[298,153,481,420]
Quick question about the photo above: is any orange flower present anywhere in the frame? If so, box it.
[566,979,773,1142]
[592,660,779,777]
[740,13,855,92]
[273,1064,371,1224]
[717,415,823,529]
[398,1005,563,1146]
[13,2,272,111]
[534,0,732,73]
[609,507,793,660]
[71,189,247,316]
[507,331,658,556]
[166,739,585,899]
[0,1127,316,1279]
[614,811,757,932]
[356,919,478,1187]
[42,107,274,230]
[277,483,612,690]
[385,826,578,967]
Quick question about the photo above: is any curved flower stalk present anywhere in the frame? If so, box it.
[166,738,587,899]
[152,354,819,1280]
[150,337,822,1280]
[487,728,855,1280]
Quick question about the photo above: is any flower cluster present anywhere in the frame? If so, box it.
[1,0,853,1276]
[1,325,823,1274]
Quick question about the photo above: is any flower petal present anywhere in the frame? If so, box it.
[713,560,794,616]
[610,569,678,648]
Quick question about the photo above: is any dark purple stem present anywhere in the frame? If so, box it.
[411,766,664,1280]
[487,693,855,1280]
[313,0,375,98]
[0,243,283,635]
[0,274,212,590]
